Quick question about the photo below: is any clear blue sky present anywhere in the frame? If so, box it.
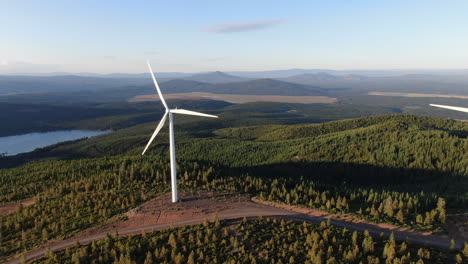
[1,0,467,73]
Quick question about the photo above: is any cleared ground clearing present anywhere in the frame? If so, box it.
[130,92,337,104]
[369,92,468,99]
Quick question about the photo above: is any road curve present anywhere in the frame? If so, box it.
[3,200,464,264]
[3,208,292,264]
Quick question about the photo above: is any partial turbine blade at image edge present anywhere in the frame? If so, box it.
[142,113,168,155]
[430,104,468,113]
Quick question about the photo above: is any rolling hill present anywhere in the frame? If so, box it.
[157,78,325,96]
[7,113,466,180]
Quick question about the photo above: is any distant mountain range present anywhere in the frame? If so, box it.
[6,68,468,79]
[0,74,324,101]
[2,69,468,98]
[0,72,249,95]
[5,72,192,79]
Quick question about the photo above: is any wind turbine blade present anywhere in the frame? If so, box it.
[430,104,468,113]
[170,109,218,118]
[147,61,169,110]
[142,112,168,155]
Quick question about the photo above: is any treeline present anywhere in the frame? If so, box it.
[34,218,468,264]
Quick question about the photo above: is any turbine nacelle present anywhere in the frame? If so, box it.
[141,108,217,155]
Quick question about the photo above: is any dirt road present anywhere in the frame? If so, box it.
[4,194,292,264]
[3,192,465,264]
[0,199,35,216]
[254,199,463,250]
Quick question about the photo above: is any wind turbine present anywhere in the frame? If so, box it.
[142,61,218,203]
[430,104,468,113]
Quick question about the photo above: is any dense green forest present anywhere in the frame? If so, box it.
[157,78,325,96]
[33,219,467,264]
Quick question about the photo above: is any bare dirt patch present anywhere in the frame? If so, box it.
[77,191,287,236]
[369,92,468,99]
[0,199,35,216]
[130,92,337,104]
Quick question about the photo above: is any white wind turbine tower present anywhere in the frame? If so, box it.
[142,61,218,203]
[430,104,468,113]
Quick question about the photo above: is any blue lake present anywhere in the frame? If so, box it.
[0,130,108,156]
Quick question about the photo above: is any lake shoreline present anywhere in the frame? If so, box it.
[0,130,109,156]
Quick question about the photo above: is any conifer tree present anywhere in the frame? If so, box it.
[144,251,153,264]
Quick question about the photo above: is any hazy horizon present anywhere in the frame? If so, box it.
[2,68,468,78]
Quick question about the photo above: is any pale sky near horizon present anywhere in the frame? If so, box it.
[1,0,468,74]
